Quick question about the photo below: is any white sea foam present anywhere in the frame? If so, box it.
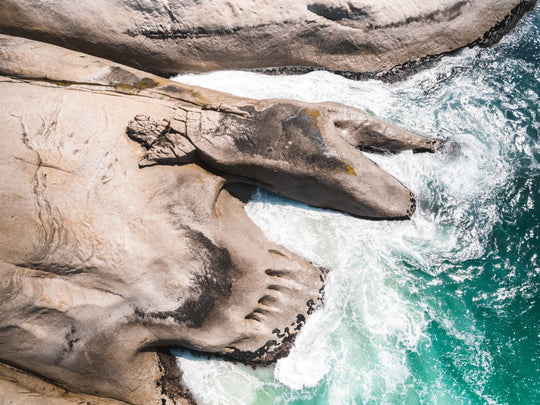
[171,349,272,405]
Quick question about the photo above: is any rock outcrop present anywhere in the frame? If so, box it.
[0,0,535,78]
[0,35,441,404]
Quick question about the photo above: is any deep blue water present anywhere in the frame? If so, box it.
[172,6,540,404]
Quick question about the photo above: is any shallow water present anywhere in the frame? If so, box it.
[171,6,539,404]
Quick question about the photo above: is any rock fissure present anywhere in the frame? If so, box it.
[126,20,295,40]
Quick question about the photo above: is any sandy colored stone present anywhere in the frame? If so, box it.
[0,0,535,77]
[0,34,442,220]
[0,35,445,404]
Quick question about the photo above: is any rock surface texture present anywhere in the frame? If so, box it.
[0,1,536,404]
[0,0,535,78]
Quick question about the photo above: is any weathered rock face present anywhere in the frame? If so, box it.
[0,0,536,77]
[0,34,441,221]
[0,35,442,404]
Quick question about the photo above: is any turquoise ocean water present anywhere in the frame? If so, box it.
[171,6,540,404]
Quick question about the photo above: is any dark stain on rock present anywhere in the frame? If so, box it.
[158,84,183,95]
[307,3,368,22]
[224,312,305,364]
[100,66,140,86]
[407,192,417,218]
[126,22,291,40]
[213,103,345,172]
[155,84,211,105]
[224,263,326,365]
[223,182,257,203]
[250,64,376,80]
[135,229,233,328]
[223,336,287,365]
[134,77,159,90]
[294,314,306,331]
[472,0,537,47]
[55,325,79,364]
[156,348,197,405]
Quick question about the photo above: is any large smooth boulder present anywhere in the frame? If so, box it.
[0,35,441,404]
[1,34,441,220]
[0,0,536,77]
